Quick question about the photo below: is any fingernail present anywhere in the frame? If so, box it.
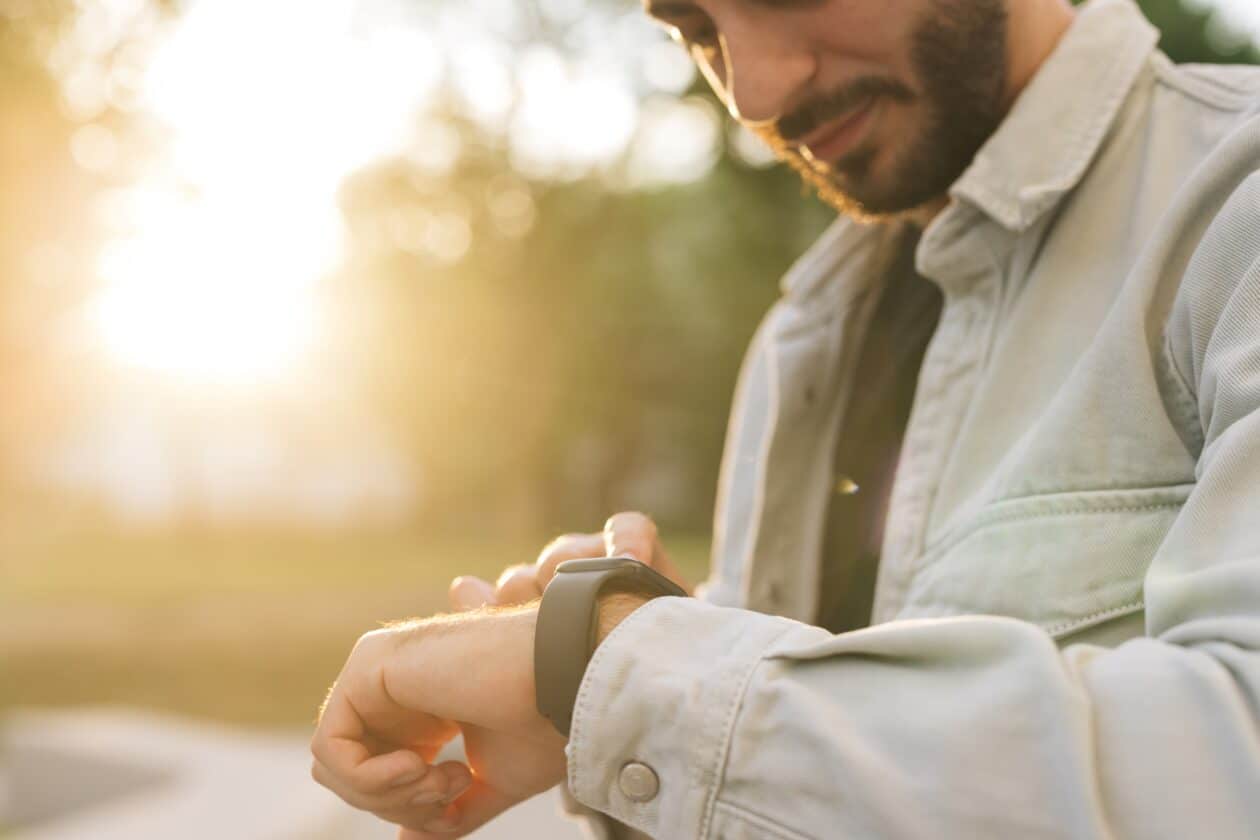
[411,791,445,805]
[391,772,422,788]
[448,776,472,798]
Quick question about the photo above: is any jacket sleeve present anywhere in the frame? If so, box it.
[562,181,1260,839]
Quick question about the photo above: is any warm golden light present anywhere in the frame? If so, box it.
[91,221,318,385]
[86,0,445,385]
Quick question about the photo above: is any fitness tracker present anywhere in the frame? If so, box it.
[534,556,687,737]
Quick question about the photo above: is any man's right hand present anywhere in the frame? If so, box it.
[448,511,695,612]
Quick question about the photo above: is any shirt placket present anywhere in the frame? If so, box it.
[872,209,1004,624]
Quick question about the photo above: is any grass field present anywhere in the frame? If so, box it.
[0,522,711,729]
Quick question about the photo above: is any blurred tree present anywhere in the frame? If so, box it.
[0,1,169,512]
[1105,0,1259,64]
[0,3,89,501]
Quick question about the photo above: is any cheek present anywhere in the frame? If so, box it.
[808,0,924,91]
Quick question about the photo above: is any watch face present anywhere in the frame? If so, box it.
[555,557,640,574]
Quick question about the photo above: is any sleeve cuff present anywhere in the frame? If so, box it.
[563,596,797,838]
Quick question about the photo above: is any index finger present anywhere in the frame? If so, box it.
[603,511,658,565]
[535,532,606,588]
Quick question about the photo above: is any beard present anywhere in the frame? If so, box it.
[753,0,1009,221]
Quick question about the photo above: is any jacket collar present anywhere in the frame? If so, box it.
[782,0,1160,301]
[951,0,1160,232]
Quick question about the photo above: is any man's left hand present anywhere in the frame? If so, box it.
[310,603,569,838]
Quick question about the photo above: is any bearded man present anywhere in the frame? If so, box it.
[311,1,1260,837]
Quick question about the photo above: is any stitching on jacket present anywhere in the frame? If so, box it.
[700,625,798,840]
[737,310,783,604]
[1046,599,1145,638]
[1158,335,1205,454]
[1033,46,1134,207]
[920,496,1189,573]
[711,799,817,840]
[712,312,772,595]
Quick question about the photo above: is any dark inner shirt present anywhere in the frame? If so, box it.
[815,228,944,634]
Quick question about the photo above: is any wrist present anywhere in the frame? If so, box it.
[595,591,651,648]
[535,558,684,737]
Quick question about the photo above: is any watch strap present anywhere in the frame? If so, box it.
[534,557,686,737]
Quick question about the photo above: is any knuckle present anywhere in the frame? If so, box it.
[538,536,598,569]
[497,572,541,604]
[537,533,581,563]
[350,634,376,660]
[355,628,385,650]
[496,564,531,588]
[350,628,396,663]
[536,542,563,566]
[448,576,475,602]
[310,737,328,766]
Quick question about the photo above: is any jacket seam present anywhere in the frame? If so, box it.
[1046,599,1145,638]
[737,309,783,604]
[964,481,1195,511]
[922,499,1187,570]
[711,799,817,840]
[1158,333,1205,454]
[700,626,798,840]
[711,310,773,597]
[1162,331,1198,407]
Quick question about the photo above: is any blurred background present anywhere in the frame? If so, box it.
[0,0,1257,837]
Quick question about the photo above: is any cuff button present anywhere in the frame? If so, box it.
[618,761,660,802]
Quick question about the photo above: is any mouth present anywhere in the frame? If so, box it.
[798,97,879,164]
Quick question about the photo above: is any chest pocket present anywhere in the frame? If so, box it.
[895,484,1193,639]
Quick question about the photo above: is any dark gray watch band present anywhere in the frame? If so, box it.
[534,557,687,737]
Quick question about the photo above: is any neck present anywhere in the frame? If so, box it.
[1004,0,1077,110]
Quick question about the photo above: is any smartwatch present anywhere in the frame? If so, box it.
[534,556,687,737]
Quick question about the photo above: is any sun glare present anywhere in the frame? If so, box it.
[87,0,443,385]
[91,218,319,384]
[82,0,711,385]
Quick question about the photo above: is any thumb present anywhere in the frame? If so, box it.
[448,576,495,612]
[397,775,519,839]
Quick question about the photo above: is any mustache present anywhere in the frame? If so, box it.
[775,76,914,143]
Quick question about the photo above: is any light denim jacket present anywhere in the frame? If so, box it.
[562,0,1260,837]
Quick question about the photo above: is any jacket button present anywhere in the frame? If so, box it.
[618,761,659,802]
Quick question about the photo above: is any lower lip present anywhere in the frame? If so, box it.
[801,99,879,163]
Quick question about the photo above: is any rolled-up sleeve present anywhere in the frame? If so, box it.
[563,176,1260,840]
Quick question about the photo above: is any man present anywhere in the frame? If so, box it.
[311,0,1260,836]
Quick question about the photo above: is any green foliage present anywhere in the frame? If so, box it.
[1111,0,1260,64]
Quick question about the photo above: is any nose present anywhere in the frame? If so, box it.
[712,13,816,124]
